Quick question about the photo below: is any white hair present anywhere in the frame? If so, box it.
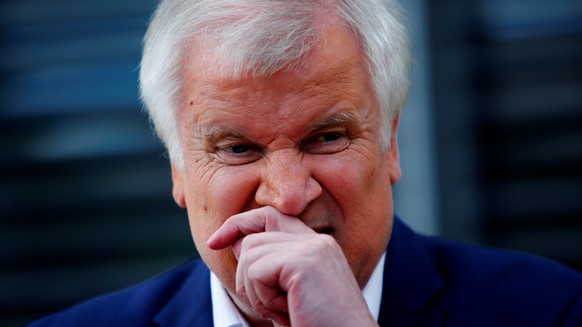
[139,0,411,167]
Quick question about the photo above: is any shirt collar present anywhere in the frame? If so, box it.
[362,252,386,321]
[210,252,386,327]
[211,272,250,327]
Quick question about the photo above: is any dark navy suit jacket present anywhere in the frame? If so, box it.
[28,218,582,326]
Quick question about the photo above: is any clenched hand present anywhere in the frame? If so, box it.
[207,206,378,327]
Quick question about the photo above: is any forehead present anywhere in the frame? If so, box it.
[179,25,375,135]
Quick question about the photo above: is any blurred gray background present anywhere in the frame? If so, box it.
[1,0,581,325]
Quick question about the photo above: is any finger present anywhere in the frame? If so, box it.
[234,230,315,261]
[237,237,312,309]
[235,232,316,315]
[235,235,301,306]
[207,206,314,250]
[241,250,292,323]
[241,231,314,253]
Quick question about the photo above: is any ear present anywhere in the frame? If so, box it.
[386,114,401,185]
[171,162,187,208]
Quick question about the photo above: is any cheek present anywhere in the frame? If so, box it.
[183,164,260,290]
[184,163,260,241]
[315,151,392,239]
[316,151,387,207]
[206,165,261,214]
[317,153,393,282]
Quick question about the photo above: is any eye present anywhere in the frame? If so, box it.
[230,144,251,154]
[215,142,263,165]
[302,131,350,154]
[318,132,342,142]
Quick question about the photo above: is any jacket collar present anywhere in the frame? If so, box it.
[154,260,214,327]
[378,217,447,327]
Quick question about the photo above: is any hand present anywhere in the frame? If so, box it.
[207,206,378,327]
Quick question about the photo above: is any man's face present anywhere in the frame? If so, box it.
[172,26,401,293]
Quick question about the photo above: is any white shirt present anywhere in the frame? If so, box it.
[210,253,386,327]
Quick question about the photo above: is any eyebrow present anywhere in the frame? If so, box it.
[203,126,256,145]
[202,111,359,144]
[304,111,359,135]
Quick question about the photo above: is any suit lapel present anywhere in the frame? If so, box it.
[378,217,447,327]
[154,260,214,327]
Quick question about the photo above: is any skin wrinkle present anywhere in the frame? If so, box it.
[257,150,321,216]
[181,45,362,149]
[195,105,358,150]
[305,111,357,133]
[203,111,361,163]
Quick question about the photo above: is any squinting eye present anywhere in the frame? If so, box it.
[302,131,350,154]
[215,142,263,165]
[319,132,342,142]
[230,144,250,154]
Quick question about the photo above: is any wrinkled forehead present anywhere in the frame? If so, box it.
[175,21,383,159]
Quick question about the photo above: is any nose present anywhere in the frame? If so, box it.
[255,149,322,216]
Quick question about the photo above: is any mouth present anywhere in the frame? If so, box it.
[313,227,334,235]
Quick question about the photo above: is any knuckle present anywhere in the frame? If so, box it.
[240,233,258,250]
[263,207,281,230]
[247,263,259,280]
[240,235,250,250]
[315,233,338,249]
[307,234,340,259]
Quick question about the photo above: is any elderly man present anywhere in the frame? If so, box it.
[30,0,582,326]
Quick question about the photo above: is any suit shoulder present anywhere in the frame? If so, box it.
[424,235,581,286]
[27,258,208,327]
[423,236,582,324]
